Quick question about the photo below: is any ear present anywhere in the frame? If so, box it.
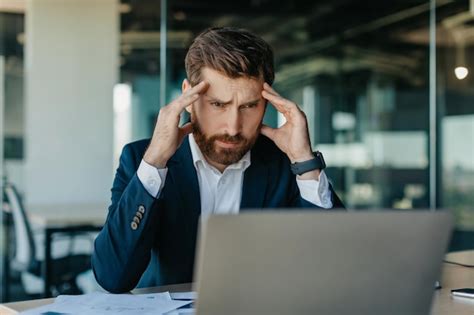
[182,79,193,114]
[182,78,191,92]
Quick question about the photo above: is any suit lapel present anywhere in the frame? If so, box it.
[167,136,201,217]
[240,141,269,211]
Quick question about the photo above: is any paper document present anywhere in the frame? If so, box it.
[20,291,192,315]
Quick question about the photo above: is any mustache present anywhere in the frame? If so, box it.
[211,133,245,143]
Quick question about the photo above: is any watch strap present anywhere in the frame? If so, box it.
[290,151,326,175]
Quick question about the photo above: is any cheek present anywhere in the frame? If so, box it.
[252,106,266,124]
[192,100,210,122]
[193,105,223,133]
[242,109,265,133]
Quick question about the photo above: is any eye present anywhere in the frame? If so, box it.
[240,103,258,110]
[210,101,225,108]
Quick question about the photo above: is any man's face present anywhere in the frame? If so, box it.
[184,67,266,168]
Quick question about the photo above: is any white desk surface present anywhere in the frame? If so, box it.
[2,251,473,315]
[26,203,108,227]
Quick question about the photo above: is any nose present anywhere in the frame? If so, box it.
[224,108,242,136]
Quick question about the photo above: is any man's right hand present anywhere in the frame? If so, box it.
[143,81,208,168]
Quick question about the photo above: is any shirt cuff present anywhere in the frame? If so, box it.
[296,170,333,209]
[137,159,168,198]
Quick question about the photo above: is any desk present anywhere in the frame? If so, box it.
[27,203,108,227]
[3,203,107,300]
[29,203,107,298]
[431,251,474,315]
[2,251,473,315]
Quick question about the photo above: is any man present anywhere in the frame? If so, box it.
[92,27,344,293]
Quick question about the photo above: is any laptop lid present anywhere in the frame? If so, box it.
[194,210,453,315]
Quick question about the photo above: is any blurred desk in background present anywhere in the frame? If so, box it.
[2,203,108,300]
[28,203,107,298]
[27,203,108,227]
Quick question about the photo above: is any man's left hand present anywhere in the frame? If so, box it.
[260,83,320,180]
[260,82,314,162]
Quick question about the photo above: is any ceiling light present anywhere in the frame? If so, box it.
[454,66,469,80]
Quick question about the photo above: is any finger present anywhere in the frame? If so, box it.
[187,80,209,95]
[177,122,193,145]
[261,90,294,114]
[172,81,208,111]
[179,122,193,137]
[182,80,208,99]
[263,84,305,114]
[263,82,279,96]
[260,124,278,141]
[175,93,200,111]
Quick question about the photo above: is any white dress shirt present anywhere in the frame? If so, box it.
[137,134,333,215]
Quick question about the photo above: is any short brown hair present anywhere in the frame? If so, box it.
[185,27,274,86]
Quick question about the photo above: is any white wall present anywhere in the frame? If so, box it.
[25,0,118,205]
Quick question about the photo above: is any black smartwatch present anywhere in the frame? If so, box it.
[290,151,326,175]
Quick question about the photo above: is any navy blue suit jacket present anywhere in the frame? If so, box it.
[92,135,344,293]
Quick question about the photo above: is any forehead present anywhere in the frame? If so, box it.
[201,67,263,100]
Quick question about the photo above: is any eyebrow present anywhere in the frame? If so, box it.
[205,95,261,106]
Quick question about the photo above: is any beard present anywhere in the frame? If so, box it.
[191,114,259,166]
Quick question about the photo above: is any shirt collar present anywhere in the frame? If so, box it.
[188,134,251,173]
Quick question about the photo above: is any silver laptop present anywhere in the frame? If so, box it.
[193,210,453,315]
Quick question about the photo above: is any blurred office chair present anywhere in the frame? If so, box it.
[3,181,91,296]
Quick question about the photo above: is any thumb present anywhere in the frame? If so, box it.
[260,124,277,142]
[178,122,193,140]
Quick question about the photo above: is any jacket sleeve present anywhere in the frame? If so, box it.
[92,143,162,293]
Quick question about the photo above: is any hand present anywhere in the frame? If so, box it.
[260,83,314,163]
[260,83,320,179]
[143,81,208,168]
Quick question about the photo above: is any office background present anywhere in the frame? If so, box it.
[0,0,473,302]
